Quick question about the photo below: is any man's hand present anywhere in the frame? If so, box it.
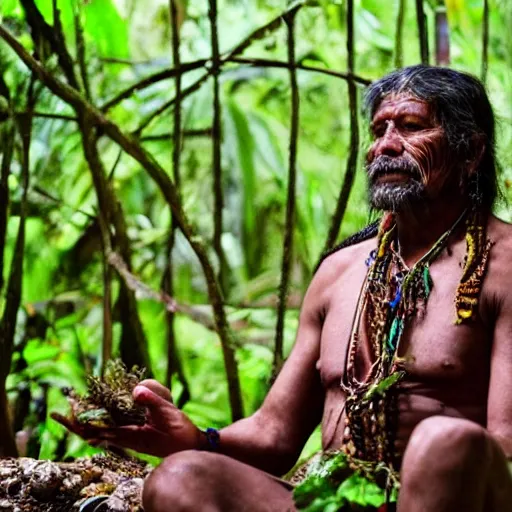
[51,380,201,457]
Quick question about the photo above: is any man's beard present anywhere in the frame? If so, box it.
[366,155,426,212]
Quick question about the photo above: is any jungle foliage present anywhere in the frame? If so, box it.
[0,0,510,462]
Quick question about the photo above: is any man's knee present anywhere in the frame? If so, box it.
[401,416,491,485]
[407,416,489,458]
[143,451,221,512]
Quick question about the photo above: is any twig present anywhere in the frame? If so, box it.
[101,59,208,113]
[0,23,243,419]
[107,148,123,181]
[132,71,211,136]
[73,5,91,100]
[209,0,228,295]
[435,4,450,65]
[20,0,79,89]
[108,252,215,328]
[141,128,212,141]
[207,0,241,417]
[0,117,15,295]
[415,0,429,64]
[394,0,406,68]
[100,57,158,65]
[229,57,373,85]
[32,185,96,219]
[98,214,113,376]
[27,111,76,121]
[273,12,299,377]
[223,0,307,60]
[481,0,489,84]
[108,252,293,346]
[72,7,112,373]
[0,76,35,458]
[164,0,186,396]
[323,0,359,252]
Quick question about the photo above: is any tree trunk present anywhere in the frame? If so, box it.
[0,378,18,457]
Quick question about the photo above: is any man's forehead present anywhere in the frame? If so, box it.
[372,94,433,121]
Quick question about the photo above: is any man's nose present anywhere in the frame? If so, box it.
[374,125,404,158]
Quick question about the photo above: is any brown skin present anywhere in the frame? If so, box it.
[57,95,512,512]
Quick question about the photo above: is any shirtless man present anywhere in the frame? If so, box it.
[74,65,512,512]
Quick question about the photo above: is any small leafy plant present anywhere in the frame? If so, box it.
[52,360,146,432]
[293,451,397,512]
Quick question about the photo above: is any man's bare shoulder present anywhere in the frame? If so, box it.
[485,214,512,298]
[314,236,377,285]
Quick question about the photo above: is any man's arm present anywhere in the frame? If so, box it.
[486,242,512,458]
[217,267,327,476]
[53,259,332,474]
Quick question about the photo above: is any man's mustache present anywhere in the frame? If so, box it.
[366,155,422,182]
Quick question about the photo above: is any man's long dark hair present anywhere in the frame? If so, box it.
[316,65,499,271]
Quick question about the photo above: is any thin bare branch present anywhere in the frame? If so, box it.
[0,120,14,295]
[415,0,429,64]
[482,0,489,83]
[223,0,307,60]
[229,57,372,85]
[28,111,76,121]
[98,214,113,376]
[0,77,35,458]
[101,59,207,112]
[20,0,79,89]
[0,84,33,379]
[435,4,450,65]
[141,128,212,141]
[109,252,214,328]
[209,0,228,295]
[164,0,188,398]
[73,6,91,100]
[323,0,359,252]
[32,185,96,219]
[132,71,211,135]
[273,12,300,377]
[394,0,406,68]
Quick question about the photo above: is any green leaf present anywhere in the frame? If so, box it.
[83,0,129,58]
[0,0,20,17]
[363,371,405,401]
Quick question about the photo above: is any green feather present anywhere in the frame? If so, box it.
[387,317,402,352]
[423,265,432,297]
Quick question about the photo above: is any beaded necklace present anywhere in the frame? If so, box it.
[340,208,474,487]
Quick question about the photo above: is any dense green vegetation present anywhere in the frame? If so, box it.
[0,0,510,463]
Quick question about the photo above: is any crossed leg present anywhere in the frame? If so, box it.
[398,416,512,512]
[142,450,296,512]
[143,416,512,512]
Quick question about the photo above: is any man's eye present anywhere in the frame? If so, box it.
[372,126,386,138]
[403,122,423,132]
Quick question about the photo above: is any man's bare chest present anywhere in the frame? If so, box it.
[318,253,492,395]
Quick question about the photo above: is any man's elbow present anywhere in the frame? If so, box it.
[252,411,304,476]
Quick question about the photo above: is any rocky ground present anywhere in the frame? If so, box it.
[0,453,150,512]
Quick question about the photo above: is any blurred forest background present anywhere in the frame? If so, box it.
[0,0,510,462]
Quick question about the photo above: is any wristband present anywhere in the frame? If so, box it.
[203,427,220,451]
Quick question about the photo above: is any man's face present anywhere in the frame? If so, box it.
[365,94,454,212]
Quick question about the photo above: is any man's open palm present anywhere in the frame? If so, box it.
[52,380,201,457]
